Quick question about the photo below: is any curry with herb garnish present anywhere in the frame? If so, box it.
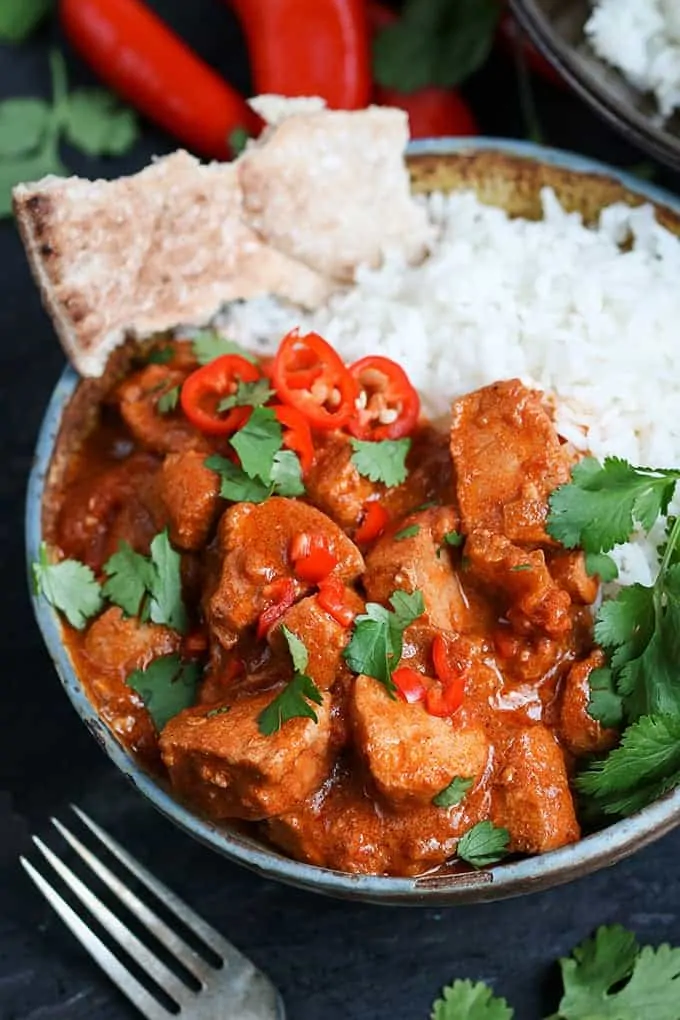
[37,328,621,877]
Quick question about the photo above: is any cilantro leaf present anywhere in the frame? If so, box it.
[205,705,231,718]
[230,407,283,481]
[344,589,424,695]
[204,455,273,504]
[280,625,309,673]
[126,654,201,732]
[373,0,500,93]
[431,979,513,1020]
[62,89,139,156]
[0,147,66,217]
[191,329,258,366]
[257,673,323,735]
[587,668,623,729]
[547,456,680,553]
[576,713,680,816]
[32,542,103,630]
[229,126,250,156]
[0,99,50,157]
[102,541,155,618]
[594,584,656,674]
[443,530,463,547]
[432,776,473,808]
[395,524,420,541]
[0,0,53,42]
[585,552,619,582]
[557,923,680,1020]
[456,821,509,868]
[270,449,305,497]
[157,385,180,415]
[148,531,187,634]
[350,437,410,487]
[146,345,174,365]
[217,379,273,412]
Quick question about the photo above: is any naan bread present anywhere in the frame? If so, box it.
[13,97,433,377]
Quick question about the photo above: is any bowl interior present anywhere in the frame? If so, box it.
[27,138,680,905]
[511,0,680,170]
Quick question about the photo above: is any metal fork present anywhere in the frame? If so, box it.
[20,806,285,1020]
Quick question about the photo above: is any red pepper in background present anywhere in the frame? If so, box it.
[317,577,357,628]
[59,0,261,159]
[354,500,388,545]
[228,0,371,110]
[367,1,478,138]
[180,354,260,435]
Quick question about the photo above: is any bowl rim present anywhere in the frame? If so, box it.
[509,0,680,171]
[26,136,680,906]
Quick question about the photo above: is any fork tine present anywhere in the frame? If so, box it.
[52,817,213,985]
[31,836,194,1009]
[20,857,171,1020]
[72,806,240,959]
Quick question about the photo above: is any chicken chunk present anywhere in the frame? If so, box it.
[364,506,466,630]
[492,725,580,853]
[352,675,491,809]
[559,650,618,757]
[159,688,332,820]
[269,592,363,690]
[305,433,380,531]
[465,530,572,637]
[158,450,222,551]
[117,364,208,456]
[83,607,180,677]
[549,551,599,606]
[450,380,570,544]
[208,498,364,649]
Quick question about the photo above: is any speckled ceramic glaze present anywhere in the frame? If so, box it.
[511,0,680,171]
[26,138,680,905]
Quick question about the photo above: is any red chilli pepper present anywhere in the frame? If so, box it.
[180,355,261,436]
[273,406,315,474]
[317,576,356,628]
[59,0,261,159]
[228,0,371,110]
[367,1,478,139]
[427,634,466,717]
[272,330,357,431]
[348,355,420,440]
[257,578,297,639]
[392,666,426,705]
[354,500,389,545]
[289,533,338,584]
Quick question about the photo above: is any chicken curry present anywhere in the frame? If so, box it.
[39,328,616,877]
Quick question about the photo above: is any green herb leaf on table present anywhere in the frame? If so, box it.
[394,524,420,541]
[547,456,680,553]
[344,589,424,695]
[0,99,50,157]
[217,379,274,412]
[576,713,680,816]
[373,0,500,93]
[205,455,273,504]
[32,542,103,630]
[556,924,680,1020]
[0,149,67,217]
[584,551,619,582]
[229,407,283,481]
[157,385,180,415]
[456,821,509,869]
[432,776,473,808]
[102,541,155,618]
[0,0,53,43]
[350,437,410,487]
[431,980,514,1020]
[63,89,139,157]
[126,654,201,732]
[191,329,258,366]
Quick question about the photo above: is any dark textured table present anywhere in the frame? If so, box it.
[3,5,680,1019]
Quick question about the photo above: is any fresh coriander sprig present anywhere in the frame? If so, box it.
[127,654,202,732]
[190,329,258,366]
[0,50,139,217]
[0,0,53,43]
[343,589,424,695]
[350,437,411,487]
[32,541,103,629]
[456,821,509,869]
[103,531,187,634]
[257,626,323,735]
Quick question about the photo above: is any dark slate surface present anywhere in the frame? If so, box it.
[2,4,680,1018]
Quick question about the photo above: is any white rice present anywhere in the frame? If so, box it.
[585,0,680,120]
[215,187,680,586]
